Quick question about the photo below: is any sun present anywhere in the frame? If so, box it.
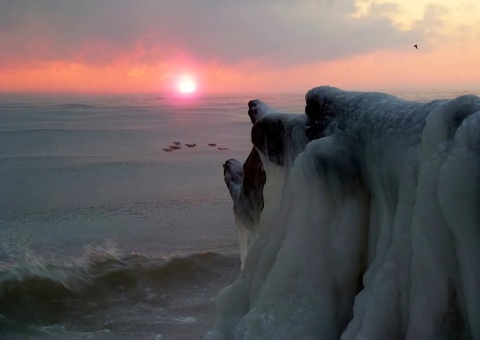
[177,76,197,93]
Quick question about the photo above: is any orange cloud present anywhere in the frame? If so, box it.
[1,1,478,95]
[1,39,478,95]
[225,42,480,94]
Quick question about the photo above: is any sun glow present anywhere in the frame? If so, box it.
[177,75,197,93]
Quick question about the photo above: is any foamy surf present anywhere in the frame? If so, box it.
[0,247,239,339]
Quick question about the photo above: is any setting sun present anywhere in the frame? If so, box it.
[177,76,197,93]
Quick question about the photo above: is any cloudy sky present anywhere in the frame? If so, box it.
[1,0,479,94]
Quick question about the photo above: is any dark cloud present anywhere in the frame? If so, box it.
[0,0,426,68]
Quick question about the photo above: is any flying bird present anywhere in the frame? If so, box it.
[185,143,197,147]
[163,148,173,152]
[173,141,182,145]
[169,145,181,150]
[207,143,217,146]
[414,44,418,49]
[218,147,229,150]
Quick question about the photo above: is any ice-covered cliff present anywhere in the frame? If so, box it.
[209,86,480,339]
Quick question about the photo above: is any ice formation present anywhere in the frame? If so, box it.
[211,86,480,339]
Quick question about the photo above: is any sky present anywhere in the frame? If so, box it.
[1,0,479,94]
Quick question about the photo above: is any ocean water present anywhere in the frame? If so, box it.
[0,92,306,339]
[0,90,473,339]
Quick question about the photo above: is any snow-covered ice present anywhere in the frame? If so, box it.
[212,86,480,339]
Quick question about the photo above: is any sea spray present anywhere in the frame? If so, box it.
[0,246,238,338]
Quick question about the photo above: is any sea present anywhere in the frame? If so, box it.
[0,89,475,339]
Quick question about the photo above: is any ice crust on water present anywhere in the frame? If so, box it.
[208,86,480,339]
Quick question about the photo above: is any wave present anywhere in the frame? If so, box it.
[0,247,238,332]
[0,103,97,111]
[51,103,96,109]
[0,127,156,134]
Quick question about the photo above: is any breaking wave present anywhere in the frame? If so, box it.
[0,247,238,338]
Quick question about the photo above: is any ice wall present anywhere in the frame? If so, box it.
[209,86,480,339]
